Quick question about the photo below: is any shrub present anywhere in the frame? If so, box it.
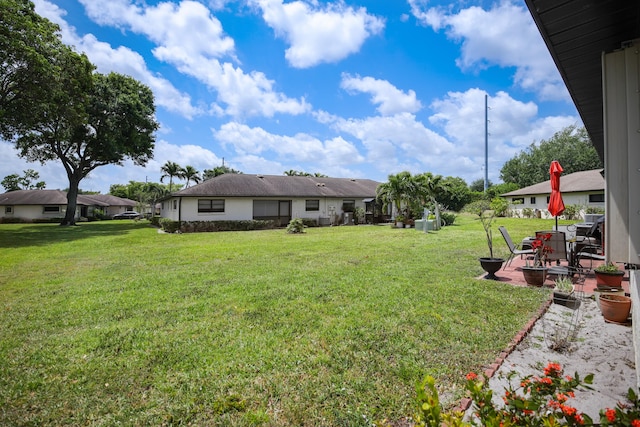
[490,197,509,217]
[286,218,306,234]
[440,212,456,226]
[159,218,180,233]
[563,204,581,220]
[410,363,640,427]
[586,206,605,214]
[522,207,533,218]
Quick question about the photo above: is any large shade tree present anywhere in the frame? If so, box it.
[1,0,158,225]
[500,125,602,188]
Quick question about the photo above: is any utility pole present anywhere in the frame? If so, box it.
[484,93,488,193]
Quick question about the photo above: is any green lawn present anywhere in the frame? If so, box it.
[0,216,554,426]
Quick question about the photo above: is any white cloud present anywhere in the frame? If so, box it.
[340,73,422,115]
[409,0,569,102]
[426,88,579,182]
[213,122,364,166]
[252,0,385,68]
[76,0,309,118]
[330,112,455,176]
[33,0,201,119]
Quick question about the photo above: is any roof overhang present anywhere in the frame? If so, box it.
[524,0,640,161]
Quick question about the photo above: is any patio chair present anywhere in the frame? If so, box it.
[498,226,535,269]
[535,230,568,266]
[575,218,606,269]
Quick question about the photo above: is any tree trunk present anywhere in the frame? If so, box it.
[61,177,80,226]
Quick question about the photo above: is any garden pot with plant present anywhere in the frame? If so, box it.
[594,262,625,288]
[394,214,404,228]
[552,277,579,309]
[478,210,504,280]
[521,232,552,287]
[599,293,631,323]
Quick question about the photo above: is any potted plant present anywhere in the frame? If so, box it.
[552,277,580,309]
[599,293,631,323]
[521,233,553,286]
[394,214,405,228]
[594,262,625,288]
[478,210,504,280]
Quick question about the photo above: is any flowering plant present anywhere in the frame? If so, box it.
[530,232,554,267]
[412,363,640,426]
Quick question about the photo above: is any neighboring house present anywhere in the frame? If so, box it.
[159,174,381,226]
[81,194,138,217]
[502,169,604,218]
[0,190,137,222]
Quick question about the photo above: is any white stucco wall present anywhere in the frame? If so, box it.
[160,196,367,223]
[506,192,604,219]
[1,204,69,220]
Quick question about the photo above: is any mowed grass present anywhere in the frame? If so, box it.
[0,215,553,426]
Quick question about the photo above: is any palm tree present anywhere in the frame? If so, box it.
[376,171,415,218]
[182,165,201,187]
[160,161,183,192]
[415,172,445,229]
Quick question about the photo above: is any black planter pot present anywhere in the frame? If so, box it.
[479,257,505,280]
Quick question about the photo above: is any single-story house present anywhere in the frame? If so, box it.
[81,194,138,217]
[502,169,604,218]
[0,190,137,222]
[159,174,382,226]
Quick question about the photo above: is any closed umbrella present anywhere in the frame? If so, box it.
[548,160,565,230]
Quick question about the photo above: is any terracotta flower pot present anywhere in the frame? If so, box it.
[594,270,625,287]
[522,266,548,287]
[599,294,631,323]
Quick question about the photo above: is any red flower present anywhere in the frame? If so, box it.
[544,362,562,376]
[539,377,553,385]
[562,405,577,416]
[466,372,478,381]
[605,408,617,422]
[631,419,640,427]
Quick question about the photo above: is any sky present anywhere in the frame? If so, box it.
[1,0,582,194]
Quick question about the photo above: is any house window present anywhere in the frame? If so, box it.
[43,206,60,213]
[5,206,12,214]
[589,193,604,203]
[342,199,355,212]
[530,197,536,204]
[305,200,320,211]
[172,200,177,210]
[512,197,524,204]
[198,199,225,213]
[546,196,550,203]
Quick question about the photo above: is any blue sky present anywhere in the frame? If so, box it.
[1,0,581,194]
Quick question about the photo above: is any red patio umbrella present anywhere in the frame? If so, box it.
[548,160,565,230]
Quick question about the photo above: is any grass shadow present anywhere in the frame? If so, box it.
[0,221,151,249]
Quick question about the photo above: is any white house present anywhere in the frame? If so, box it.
[159,174,381,226]
[0,190,137,222]
[501,169,604,219]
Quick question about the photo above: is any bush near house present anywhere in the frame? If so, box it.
[159,219,277,233]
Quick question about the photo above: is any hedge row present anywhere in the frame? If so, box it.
[159,219,278,233]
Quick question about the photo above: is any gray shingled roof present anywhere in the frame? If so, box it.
[0,190,133,207]
[502,169,604,197]
[82,194,137,207]
[168,174,381,198]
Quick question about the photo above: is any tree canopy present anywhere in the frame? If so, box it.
[1,169,45,191]
[202,165,243,180]
[500,125,602,188]
[1,0,158,225]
